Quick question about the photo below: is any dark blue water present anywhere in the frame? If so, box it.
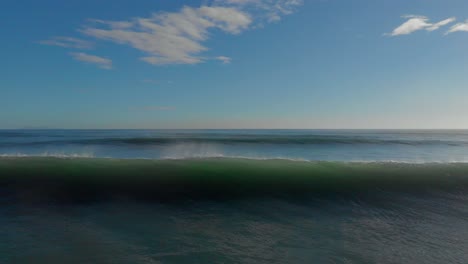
[1,130,468,263]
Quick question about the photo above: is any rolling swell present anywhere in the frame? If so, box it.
[2,135,468,147]
[1,157,467,203]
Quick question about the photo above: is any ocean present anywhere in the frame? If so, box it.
[1,129,467,263]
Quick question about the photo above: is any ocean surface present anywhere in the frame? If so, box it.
[1,129,467,263]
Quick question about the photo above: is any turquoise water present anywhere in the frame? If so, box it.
[1,130,468,263]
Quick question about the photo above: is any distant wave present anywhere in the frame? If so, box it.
[2,136,468,147]
[0,152,94,158]
[2,153,468,163]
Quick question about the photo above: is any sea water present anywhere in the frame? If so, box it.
[0,130,467,263]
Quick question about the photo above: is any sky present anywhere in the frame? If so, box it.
[1,0,468,129]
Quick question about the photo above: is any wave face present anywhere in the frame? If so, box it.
[1,157,467,202]
[2,153,468,263]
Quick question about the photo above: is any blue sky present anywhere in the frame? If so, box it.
[1,0,468,129]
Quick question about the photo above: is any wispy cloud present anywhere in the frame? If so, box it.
[39,36,94,49]
[215,56,232,64]
[142,79,161,84]
[36,1,301,67]
[145,106,175,111]
[141,79,173,84]
[131,106,176,111]
[446,20,468,34]
[427,17,456,31]
[218,0,303,23]
[80,6,252,65]
[387,15,456,36]
[70,52,112,69]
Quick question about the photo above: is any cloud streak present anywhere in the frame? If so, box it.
[39,37,93,49]
[40,1,301,67]
[70,52,112,69]
[144,106,175,111]
[131,106,176,111]
[80,6,252,65]
[387,15,456,36]
[426,17,456,31]
[218,0,303,22]
[215,56,232,64]
[446,20,468,34]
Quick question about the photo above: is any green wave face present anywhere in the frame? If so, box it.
[1,157,468,202]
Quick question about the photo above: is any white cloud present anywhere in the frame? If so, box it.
[70,52,112,69]
[427,17,456,31]
[39,37,93,49]
[215,56,232,64]
[43,1,303,66]
[387,15,456,36]
[446,20,468,34]
[218,0,303,23]
[81,6,251,65]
